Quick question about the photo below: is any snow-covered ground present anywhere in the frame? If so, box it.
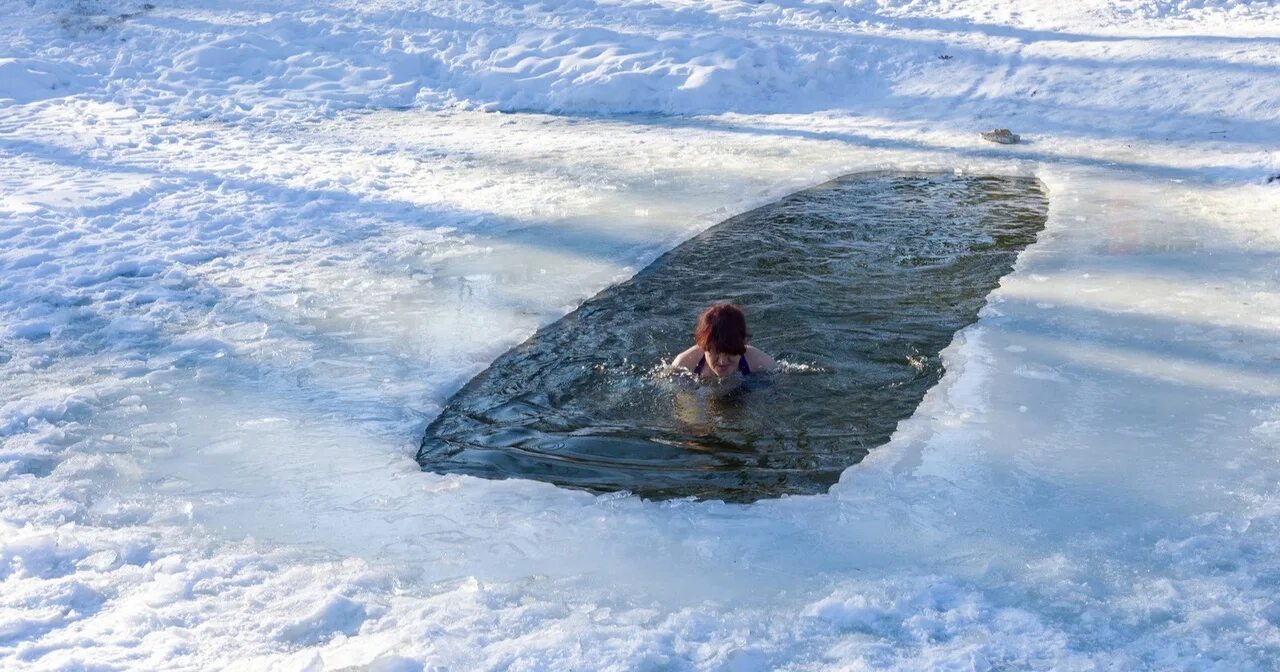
[3,1,1280,669]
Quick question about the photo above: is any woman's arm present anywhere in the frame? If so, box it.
[671,346,703,371]
[744,345,777,372]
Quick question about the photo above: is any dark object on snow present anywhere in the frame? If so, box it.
[59,2,156,33]
[418,173,1048,502]
[1267,173,1279,184]
[981,129,1021,144]
[937,54,953,60]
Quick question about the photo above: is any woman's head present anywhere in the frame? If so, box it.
[695,303,750,357]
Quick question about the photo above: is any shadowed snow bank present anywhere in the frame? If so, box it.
[2,1,1280,670]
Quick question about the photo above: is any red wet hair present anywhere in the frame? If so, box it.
[695,304,750,356]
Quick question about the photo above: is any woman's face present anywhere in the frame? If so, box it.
[703,349,741,377]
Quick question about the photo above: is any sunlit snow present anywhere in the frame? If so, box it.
[2,1,1279,670]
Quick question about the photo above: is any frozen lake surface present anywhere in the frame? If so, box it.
[4,106,1278,670]
[2,1,1280,669]
[420,173,1048,501]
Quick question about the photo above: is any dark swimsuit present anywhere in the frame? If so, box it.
[693,353,751,376]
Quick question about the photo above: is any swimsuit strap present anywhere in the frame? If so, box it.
[693,353,751,376]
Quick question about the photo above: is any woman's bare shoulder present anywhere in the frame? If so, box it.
[671,346,703,370]
[744,345,777,371]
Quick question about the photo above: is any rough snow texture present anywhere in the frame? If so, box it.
[3,1,1280,670]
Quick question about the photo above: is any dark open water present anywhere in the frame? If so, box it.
[419,173,1048,501]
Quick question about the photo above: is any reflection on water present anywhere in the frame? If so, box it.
[419,173,1048,501]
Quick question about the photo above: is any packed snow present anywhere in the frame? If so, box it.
[2,0,1279,669]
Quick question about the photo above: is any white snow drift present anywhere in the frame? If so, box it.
[2,1,1280,670]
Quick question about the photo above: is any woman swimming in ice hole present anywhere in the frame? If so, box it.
[672,303,776,379]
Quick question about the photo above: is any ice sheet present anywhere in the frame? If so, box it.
[3,1,1280,670]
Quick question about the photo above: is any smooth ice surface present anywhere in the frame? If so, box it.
[2,1,1280,670]
[420,173,1048,501]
